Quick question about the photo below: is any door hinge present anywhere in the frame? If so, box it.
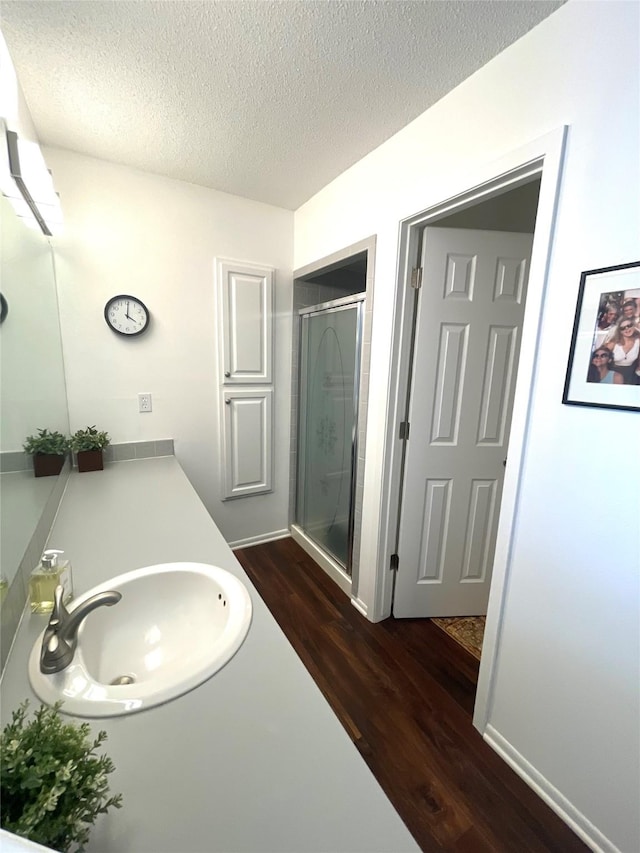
[390,553,399,572]
[411,267,423,289]
[399,421,410,440]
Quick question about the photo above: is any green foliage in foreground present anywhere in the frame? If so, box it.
[1,701,122,852]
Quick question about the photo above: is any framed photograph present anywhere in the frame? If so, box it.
[562,261,640,412]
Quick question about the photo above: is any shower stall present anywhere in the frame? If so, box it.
[294,293,365,581]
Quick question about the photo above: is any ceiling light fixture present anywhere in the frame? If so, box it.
[5,129,62,235]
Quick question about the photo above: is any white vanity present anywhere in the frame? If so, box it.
[0,456,418,852]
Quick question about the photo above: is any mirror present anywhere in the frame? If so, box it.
[0,192,69,651]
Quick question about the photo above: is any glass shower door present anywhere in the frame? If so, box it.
[296,299,362,574]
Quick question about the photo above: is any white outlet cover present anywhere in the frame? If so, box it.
[138,393,152,412]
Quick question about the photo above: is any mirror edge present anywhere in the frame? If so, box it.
[0,459,70,673]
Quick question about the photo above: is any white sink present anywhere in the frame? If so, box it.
[28,562,252,718]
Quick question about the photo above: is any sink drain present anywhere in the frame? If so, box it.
[109,675,136,685]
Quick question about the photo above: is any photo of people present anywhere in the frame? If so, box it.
[587,288,640,385]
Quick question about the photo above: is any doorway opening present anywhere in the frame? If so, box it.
[371,130,567,733]
[374,128,567,731]
[392,179,541,647]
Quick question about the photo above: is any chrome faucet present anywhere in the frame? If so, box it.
[40,584,122,674]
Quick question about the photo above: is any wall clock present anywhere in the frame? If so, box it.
[104,294,150,336]
[0,293,8,325]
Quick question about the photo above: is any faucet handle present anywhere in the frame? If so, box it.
[49,584,69,628]
[40,627,74,674]
[40,587,74,674]
[40,587,122,675]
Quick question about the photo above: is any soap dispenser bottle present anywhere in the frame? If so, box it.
[29,549,74,614]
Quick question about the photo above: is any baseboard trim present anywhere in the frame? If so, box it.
[290,524,352,597]
[350,597,368,617]
[484,725,620,853]
[229,529,290,550]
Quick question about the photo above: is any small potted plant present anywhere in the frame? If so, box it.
[1,700,122,852]
[71,425,110,472]
[23,428,70,477]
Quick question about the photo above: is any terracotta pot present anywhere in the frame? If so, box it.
[33,453,65,478]
[77,449,104,472]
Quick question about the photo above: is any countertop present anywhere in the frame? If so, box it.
[0,457,418,853]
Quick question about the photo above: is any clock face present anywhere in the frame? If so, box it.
[104,295,150,336]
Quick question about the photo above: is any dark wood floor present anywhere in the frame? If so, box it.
[234,537,588,853]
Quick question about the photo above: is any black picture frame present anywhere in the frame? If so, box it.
[562,261,640,412]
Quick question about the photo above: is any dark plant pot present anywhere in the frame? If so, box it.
[77,449,104,472]
[33,453,65,478]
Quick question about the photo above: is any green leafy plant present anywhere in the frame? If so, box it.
[1,701,122,852]
[70,426,110,452]
[23,429,70,457]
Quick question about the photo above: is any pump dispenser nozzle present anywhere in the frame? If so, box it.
[41,550,64,570]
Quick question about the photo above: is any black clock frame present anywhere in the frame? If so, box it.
[104,294,150,337]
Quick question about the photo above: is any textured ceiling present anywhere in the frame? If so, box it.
[1,0,565,210]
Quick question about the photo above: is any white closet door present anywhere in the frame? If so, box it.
[221,388,273,499]
[217,259,274,384]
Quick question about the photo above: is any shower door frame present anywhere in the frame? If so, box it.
[296,292,366,578]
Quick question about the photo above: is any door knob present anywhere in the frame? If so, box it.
[224,371,231,378]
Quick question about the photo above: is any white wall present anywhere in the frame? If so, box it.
[294,2,639,851]
[0,31,38,186]
[46,148,293,544]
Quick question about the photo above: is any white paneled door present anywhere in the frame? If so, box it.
[393,227,533,617]
[217,259,274,384]
[221,388,273,499]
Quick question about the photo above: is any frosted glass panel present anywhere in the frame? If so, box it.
[296,303,361,573]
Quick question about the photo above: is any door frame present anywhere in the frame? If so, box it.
[373,127,567,732]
